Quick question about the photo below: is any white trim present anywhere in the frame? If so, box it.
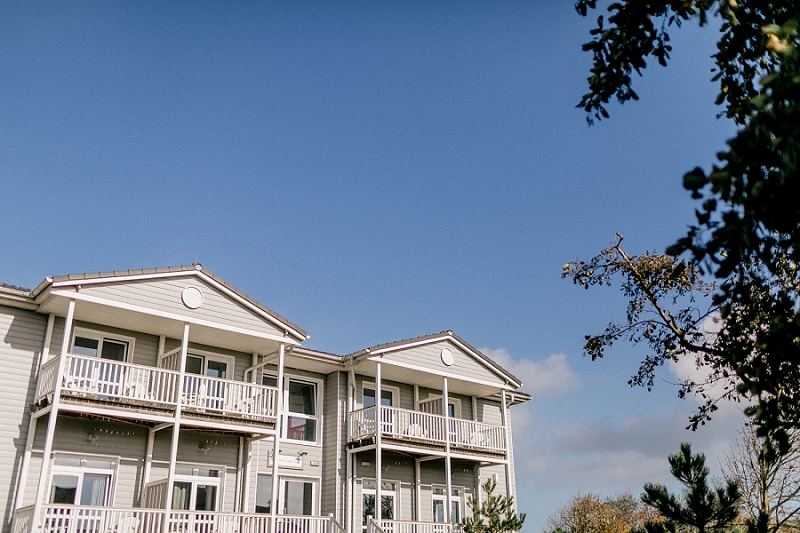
[49,270,306,341]
[366,336,520,387]
[360,382,400,409]
[185,349,236,380]
[51,290,301,345]
[48,452,120,507]
[278,474,321,516]
[367,357,514,391]
[71,326,136,363]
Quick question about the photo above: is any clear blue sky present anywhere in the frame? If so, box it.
[0,2,743,531]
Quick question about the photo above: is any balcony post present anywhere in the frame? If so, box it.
[163,323,190,533]
[501,390,512,504]
[375,362,382,523]
[270,343,286,532]
[443,377,452,526]
[32,300,75,532]
[13,314,55,516]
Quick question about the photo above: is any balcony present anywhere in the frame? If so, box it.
[35,354,278,424]
[348,406,505,455]
[367,519,462,533]
[13,506,346,533]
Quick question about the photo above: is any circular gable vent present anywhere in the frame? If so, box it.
[441,348,455,366]
[181,286,204,309]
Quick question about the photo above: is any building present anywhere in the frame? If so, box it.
[0,265,529,533]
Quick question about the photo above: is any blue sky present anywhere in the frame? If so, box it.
[1,2,744,531]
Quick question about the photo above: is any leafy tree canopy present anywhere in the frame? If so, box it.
[572,1,800,448]
[547,492,661,533]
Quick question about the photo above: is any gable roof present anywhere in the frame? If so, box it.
[31,264,308,342]
[349,330,522,388]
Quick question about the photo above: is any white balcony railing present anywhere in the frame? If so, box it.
[15,507,342,533]
[349,406,505,453]
[379,520,462,533]
[36,354,277,422]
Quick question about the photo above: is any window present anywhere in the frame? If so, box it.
[361,383,398,408]
[362,480,397,529]
[432,487,462,524]
[282,478,314,515]
[49,456,116,506]
[255,475,272,514]
[171,466,221,511]
[183,352,234,410]
[285,379,318,443]
[255,475,317,515]
[71,328,134,362]
[260,374,321,443]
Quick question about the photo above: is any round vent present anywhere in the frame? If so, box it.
[440,348,455,366]
[181,286,204,309]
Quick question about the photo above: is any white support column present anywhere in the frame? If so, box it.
[14,314,55,514]
[443,377,453,526]
[235,437,244,512]
[346,369,355,533]
[471,396,478,422]
[157,335,166,360]
[414,458,421,522]
[163,324,190,533]
[346,449,353,533]
[375,362,382,524]
[143,428,156,487]
[500,391,512,501]
[33,300,75,530]
[270,344,286,530]
[242,437,253,512]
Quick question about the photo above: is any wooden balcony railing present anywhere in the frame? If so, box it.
[13,506,343,533]
[36,354,277,422]
[378,520,462,533]
[348,406,505,453]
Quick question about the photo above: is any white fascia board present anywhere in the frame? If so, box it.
[367,335,451,356]
[369,335,521,389]
[50,289,301,346]
[196,272,306,342]
[49,270,306,343]
[0,293,37,310]
[366,357,516,392]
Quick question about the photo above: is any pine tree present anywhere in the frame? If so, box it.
[462,478,526,533]
[638,443,741,533]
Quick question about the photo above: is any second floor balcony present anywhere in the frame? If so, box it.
[348,406,506,456]
[35,353,278,425]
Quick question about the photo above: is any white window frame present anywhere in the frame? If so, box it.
[278,475,319,516]
[360,382,401,409]
[185,349,236,379]
[361,478,399,529]
[171,463,224,511]
[71,327,136,363]
[49,453,119,507]
[266,374,322,445]
[432,485,463,524]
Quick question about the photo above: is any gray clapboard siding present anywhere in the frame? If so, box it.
[475,398,502,425]
[0,306,47,533]
[321,371,345,520]
[378,340,506,387]
[76,278,286,338]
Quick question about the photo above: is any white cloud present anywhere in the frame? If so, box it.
[481,347,583,398]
